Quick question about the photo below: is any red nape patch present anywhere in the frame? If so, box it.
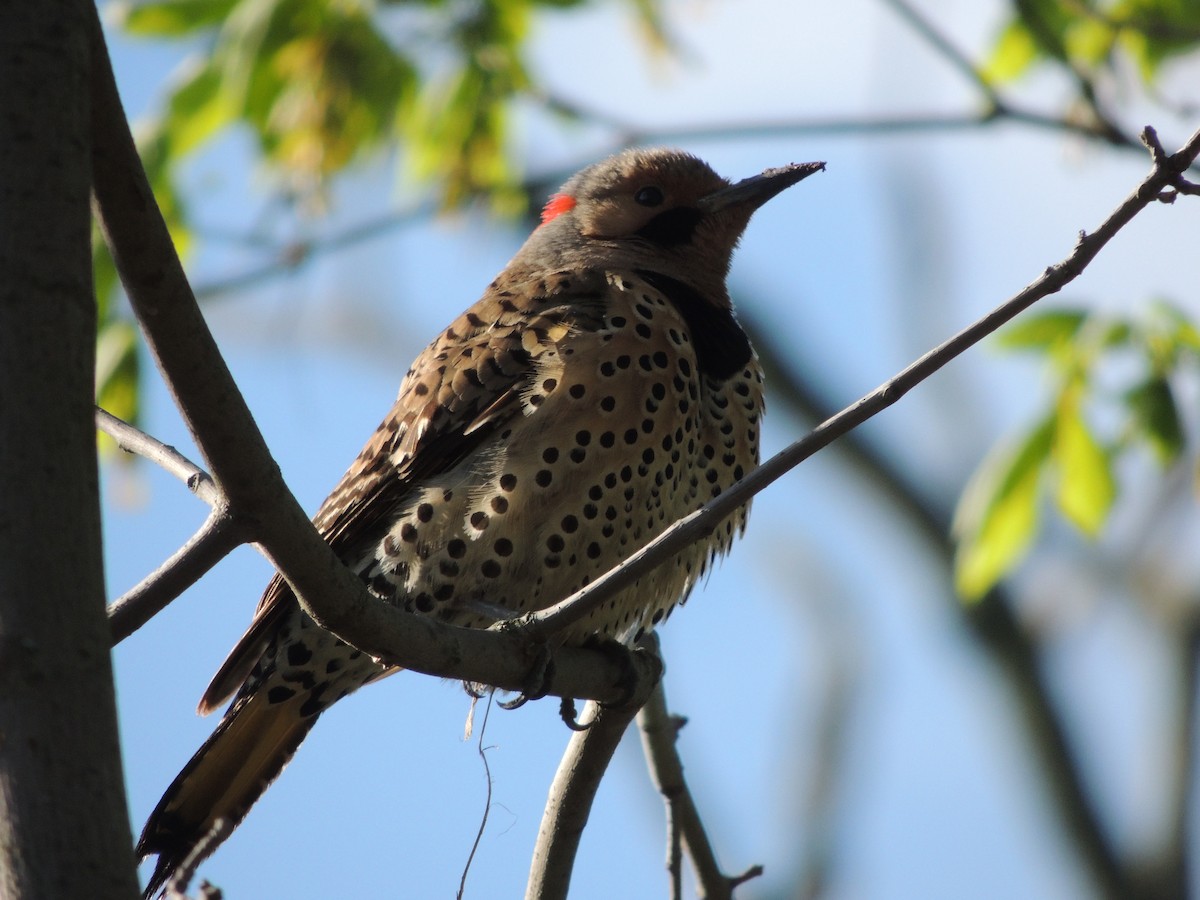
[540,193,576,224]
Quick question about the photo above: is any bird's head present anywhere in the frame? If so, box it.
[517,147,824,303]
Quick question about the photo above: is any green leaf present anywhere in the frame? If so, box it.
[1053,397,1116,535]
[954,418,1054,600]
[118,0,241,36]
[1097,319,1134,350]
[984,19,1040,82]
[1126,376,1185,463]
[92,228,120,324]
[95,319,141,455]
[1112,0,1200,80]
[1152,300,1200,354]
[162,60,235,157]
[1012,0,1073,64]
[1064,15,1117,66]
[995,308,1089,351]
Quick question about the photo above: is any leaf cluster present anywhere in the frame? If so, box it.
[988,0,1200,83]
[954,302,1200,598]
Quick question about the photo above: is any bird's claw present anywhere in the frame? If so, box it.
[588,634,643,709]
[498,642,554,710]
[559,696,592,731]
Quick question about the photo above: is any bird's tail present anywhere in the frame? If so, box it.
[137,690,318,899]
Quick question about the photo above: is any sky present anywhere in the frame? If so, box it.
[101,1,1200,898]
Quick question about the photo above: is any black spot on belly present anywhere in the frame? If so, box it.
[287,642,313,666]
[268,686,296,704]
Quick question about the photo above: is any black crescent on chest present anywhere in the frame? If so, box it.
[634,269,753,382]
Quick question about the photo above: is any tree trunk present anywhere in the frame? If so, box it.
[0,2,140,897]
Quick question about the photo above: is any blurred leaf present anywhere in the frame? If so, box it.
[405,0,530,207]
[622,0,673,53]
[117,0,240,35]
[985,18,1041,81]
[1126,376,1185,462]
[955,417,1054,600]
[216,0,416,191]
[1011,0,1074,64]
[1064,15,1116,66]
[93,228,120,324]
[1053,395,1116,534]
[1096,318,1134,349]
[160,59,235,157]
[1152,299,1200,353]
[988,0,1200,84]
[996,308,1089,351]
[1112,0,1200,78]
[95,318,141,456]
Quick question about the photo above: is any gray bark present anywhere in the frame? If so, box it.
[0,2,141,897]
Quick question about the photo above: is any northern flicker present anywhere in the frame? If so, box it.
[136,147,823,897]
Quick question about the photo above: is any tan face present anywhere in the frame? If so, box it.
[554,150,729,241]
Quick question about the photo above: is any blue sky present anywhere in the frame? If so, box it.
[102,1,1200,897]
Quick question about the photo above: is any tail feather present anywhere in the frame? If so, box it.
[137,691,318,899]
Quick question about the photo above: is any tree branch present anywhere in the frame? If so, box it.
[97,407,247,640]
[191,205,434,302]
[877,0,1134,149]
[0,3,141,897]
[514,124,1200,643]
[636,637,763,900]
[525,640,661,900]
[96,406,217,504]
[107,508,242,642]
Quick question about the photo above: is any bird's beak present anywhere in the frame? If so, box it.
[699,161,825,214]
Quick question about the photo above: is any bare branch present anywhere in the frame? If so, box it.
[96,407,217,505]
[516,124,1200,643]
[636,637,762,899]
[877,0,1134,148]
[191,205,434,302]
[107,508,243,643]
[96,407,250,640]
[526,642,661,900]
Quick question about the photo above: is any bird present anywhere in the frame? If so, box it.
[136,147,823,898]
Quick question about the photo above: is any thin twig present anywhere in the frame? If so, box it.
[107,508,243,642]
[96,408,249,641]
[636,636,762,899]
[878,0,1135,148]
[96,407,217,505]
[516,124,1200,643]
[191,205,434,302]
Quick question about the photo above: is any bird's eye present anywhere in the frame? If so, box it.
[634,186,665,207]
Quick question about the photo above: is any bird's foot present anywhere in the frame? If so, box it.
[461,680,488,699]
[580,634,644,710]
[558,696,592,731]
[498,641,554,710]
